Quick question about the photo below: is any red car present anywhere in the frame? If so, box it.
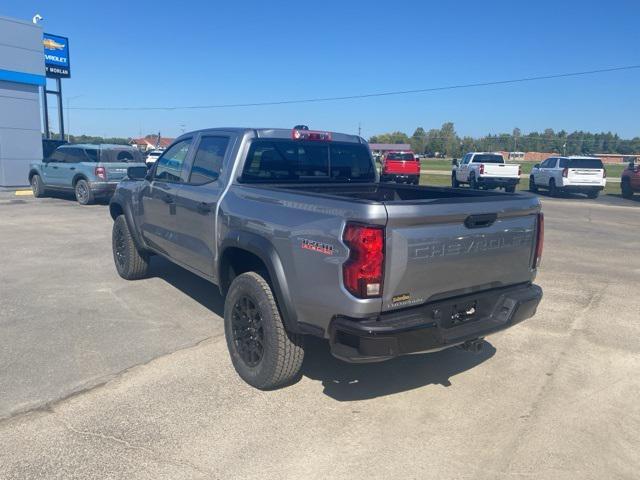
[380,151,420,185]
[621,159,640,199]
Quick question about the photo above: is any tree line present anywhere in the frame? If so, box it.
[370,123,640,157]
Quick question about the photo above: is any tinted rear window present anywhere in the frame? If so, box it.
[559,158,603,169]
[100,149,143,163]
[387,153,415,161]
[473,154,504,164]
[241,140,375,183]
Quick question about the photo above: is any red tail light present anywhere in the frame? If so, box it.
[562,167,568,178]
[533,213,544,268]
[479,164,485,175]
[342,223,385,298]
[95,166,106,180]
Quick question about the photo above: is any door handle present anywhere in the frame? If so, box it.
[70,167,76,171]
[52,166,58,169]
[197,202,211,214]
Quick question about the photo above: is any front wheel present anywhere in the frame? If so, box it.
[112,215,150,280]
[621,180,633,199]
[75,179,95,205]
[31,174,46,198]
[224,272,304,390]
[451,174,460,188]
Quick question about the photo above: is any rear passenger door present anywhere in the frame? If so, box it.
[172,134,233,277]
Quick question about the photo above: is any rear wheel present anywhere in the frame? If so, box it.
[224,272,304,390]
[112,215,150,280]
[587,190,599,199]
[621,179,633,199]
[31,174,46,198]
[529,176,538,193]
[505,185,516,193]
[548,179,558,197]
[75,179,95,205]
[470,175,479,190]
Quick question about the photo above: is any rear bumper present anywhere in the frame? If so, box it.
[478,177,520,187]
[329,283,542,363]
[88,181,119,196]
[381,173,420,183]
[559,184,604,192]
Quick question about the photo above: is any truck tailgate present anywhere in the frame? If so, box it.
[382,198,539,312]
[482,163,520,178]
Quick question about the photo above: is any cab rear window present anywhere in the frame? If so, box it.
[241,140,375,183]
[473,154,504,163]
[387,153,415,161]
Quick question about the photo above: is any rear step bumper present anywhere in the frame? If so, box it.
[329,283,542,363]
[478,177,520,187]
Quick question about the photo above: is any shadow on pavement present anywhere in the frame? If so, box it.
[606,193,640,204]
[302,336,496,401]
[148,255,225,317]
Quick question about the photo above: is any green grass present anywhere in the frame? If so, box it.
[420,158,625,178]
[419,173,622,195]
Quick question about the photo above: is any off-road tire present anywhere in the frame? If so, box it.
[31,174,46,198]
[529,176,538,193]
[75,179,95,205]
[112,215,150,280]
[224,272,304,390]
[621,179,633,199]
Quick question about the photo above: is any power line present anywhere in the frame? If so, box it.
[69,64,640,112]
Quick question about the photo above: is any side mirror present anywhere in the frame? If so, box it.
[534,163,540,168]
[127,166,148,180]
[452,159,459,166]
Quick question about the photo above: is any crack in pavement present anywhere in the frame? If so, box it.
[0,335,222,425]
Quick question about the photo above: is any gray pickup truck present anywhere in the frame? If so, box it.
[110,127,543,389]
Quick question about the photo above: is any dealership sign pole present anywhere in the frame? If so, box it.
[42,33,71,140]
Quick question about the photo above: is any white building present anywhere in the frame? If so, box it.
[0,15,45,187]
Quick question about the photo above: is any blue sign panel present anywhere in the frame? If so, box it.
[43,33,70,78]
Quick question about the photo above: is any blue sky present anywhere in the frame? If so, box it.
[4,0,640,139]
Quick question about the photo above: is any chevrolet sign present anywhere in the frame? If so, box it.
[43,33,70,78]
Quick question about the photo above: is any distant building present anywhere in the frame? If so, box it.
[498,151,638,164]
[592,154,638,164]
[130,135,175,151]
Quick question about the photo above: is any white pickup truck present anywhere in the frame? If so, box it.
[452,152,521,192]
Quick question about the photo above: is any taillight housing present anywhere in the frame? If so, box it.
[292,128,332,141]
[479,164,485,175]
[342,223,385,298]
[95,166,106,180]
[562,167,568,178]
[533,212,544,269]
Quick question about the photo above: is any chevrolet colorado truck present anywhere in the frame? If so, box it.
[110,127,544,389]
[452,152,521,192]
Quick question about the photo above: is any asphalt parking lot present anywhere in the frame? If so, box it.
[1,190,639,480]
